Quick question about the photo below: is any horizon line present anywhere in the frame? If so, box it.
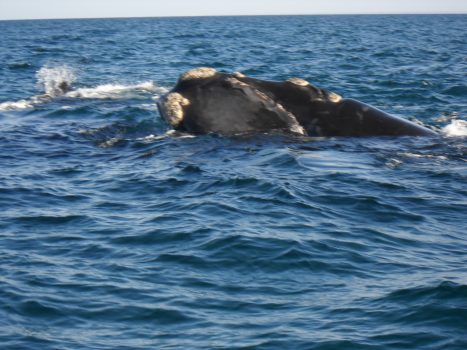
[1,12,465,22]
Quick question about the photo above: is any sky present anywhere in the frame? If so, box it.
[0,0,466,20]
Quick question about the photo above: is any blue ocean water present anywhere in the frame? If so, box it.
[0,14,466,349]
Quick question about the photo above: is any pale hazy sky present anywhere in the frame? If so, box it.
[0,0,466,20]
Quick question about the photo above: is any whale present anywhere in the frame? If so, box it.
[157,68,436,137]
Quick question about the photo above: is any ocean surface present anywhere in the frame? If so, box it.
[0,15,466,349]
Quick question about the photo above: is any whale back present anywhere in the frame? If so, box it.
[157,68,436,137]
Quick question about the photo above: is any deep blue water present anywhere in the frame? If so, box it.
[0,15,466,349]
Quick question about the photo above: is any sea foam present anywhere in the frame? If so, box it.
[66,81,167,99]
[442,119,467,137]
[0,99,34,111]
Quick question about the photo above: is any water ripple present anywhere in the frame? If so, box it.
[0,15,466,350]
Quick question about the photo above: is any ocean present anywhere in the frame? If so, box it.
[0,15,466,349]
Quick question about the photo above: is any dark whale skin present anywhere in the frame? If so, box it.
[157,68,436,137]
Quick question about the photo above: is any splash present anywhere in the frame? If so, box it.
[0,65,77,111]
[36,65,77,96]
[0,65,167,112]
[442,120,467,137]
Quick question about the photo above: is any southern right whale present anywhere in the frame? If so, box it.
[157,68,437,137]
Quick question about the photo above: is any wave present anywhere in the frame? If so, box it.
[0,65,167,112]
[370,281,467,332]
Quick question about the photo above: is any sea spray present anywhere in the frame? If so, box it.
[0,66,166,111]
[36,65,77,96]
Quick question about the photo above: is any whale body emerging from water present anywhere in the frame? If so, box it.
[157,68,436,137]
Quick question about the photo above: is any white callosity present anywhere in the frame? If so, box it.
[287,77,310,87]
[287,77,342,103]
[233,71,246,78]
[160,92,190,127]
[327,91,342,103]
[179,67,217,82]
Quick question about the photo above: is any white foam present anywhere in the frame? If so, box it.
[401,152,448,160]
[136,130,196,143]
[66,81,167,99]
[98,137,123,148]
[137,133,171,142]
[442,120,467,137]
[0,95,46,112]
[0,99,34,111]
[0,65,75,112]
[0,63,168,111]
